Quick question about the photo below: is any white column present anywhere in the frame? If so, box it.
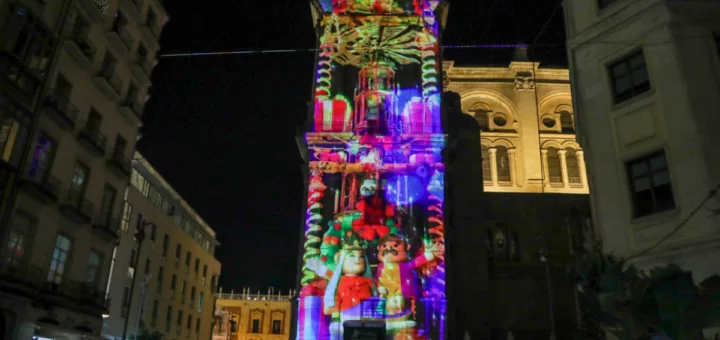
[559,149,569,188]
[489,147,498,187]
[541,149,550,188]
[577,150,588,189]
[508,148,517,187]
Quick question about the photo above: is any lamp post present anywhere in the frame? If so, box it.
[540,245,557,340]
[121,216,156,340]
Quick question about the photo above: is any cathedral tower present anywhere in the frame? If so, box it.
[296,1,449,339]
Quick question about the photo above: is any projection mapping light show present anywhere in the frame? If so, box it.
[298,1,447,339]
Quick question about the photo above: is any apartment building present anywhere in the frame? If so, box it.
[564,0,720,282]
[103,152,221,340]
[0,0,167,339]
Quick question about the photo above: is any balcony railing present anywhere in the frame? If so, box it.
[0,52,40,101]
[0,260,46,291]
[117,28,134,50]
[92,214,120,239]
[44,89,79,126]
[216,293,292,301]
[70,32,96,63]
[60,188,94,222]
[78,123,108,154]
[108,149,132,176]
[21,172,61,201]
[99,68,123,95]
[121,98,143,119]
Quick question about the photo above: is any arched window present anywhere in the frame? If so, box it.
[481,145,491,182]
[560,111,574,133]
[496,146,511,183]
[566,148,581,184]
[547,147,562,184]
[470,102,491,130]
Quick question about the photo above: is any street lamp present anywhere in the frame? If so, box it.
[121,216,156,340]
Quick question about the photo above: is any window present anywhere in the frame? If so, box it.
[488,224,520,263]
[566,148,582,184]
[85,250,101,287]
[27,133,56,183]
[272,320,282,334]
[481,145,491,182]
[137,43,148,58]
[86,108,103,132]
[627,151,675,217]
[113,134,127,158]
[171,274,177,292]
[196,318,201,333]
[5,214,33,266]
[181,280,186,302]
[177,310,183,331]
[151,300,159,326]
[560,111,574,133]
[162,234,169,257]
[496,146,511,183]
[120,202,132,232]
[0,107,22,164]
[194,258,200,274]
[187,314,192,330]
[252,319,260,333]
[610,51,650,103]
[144,258,151,275]
[101,52,117,77]
[598,0,618,10]
[129,248,137,269]
[175,244,181,260]
[470,102,490,130]
[185,251,191,268]
[8,4,54,71]
[99,184,117,225]
[121,286,131,317]
[202,264,207,284]
[190,286,196,304]
[198,291,204,312]
[48,235,72,283]
[547,147,562,184]
[157,266,164,292]
[211,275,217,291]
[69,162,90,203]
[166,306,172,332]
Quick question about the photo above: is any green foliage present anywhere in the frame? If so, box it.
[572,248,720,340]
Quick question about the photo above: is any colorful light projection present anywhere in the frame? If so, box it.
[299,1,446,339]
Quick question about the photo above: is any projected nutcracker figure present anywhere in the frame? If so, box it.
[298,0,448,339]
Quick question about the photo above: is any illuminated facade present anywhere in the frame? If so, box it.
[213,288,294,340]
[0,0,166,339]
[296,0,448,338]
[444,59,589,195]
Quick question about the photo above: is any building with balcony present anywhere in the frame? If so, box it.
[213,288,294,340]
[563,0,720,281]
[102,152,221,340]
[443,57,594,338]
[0,0,167,339]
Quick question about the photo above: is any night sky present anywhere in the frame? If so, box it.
[136,0,567,293]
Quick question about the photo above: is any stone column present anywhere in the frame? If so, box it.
[558,149,569,188]
[541,149,550,188]
[508,148,517,187]
[577,150,588,189]
[489,147,498,187]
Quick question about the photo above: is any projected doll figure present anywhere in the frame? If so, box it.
[376,234,444,332]
[352,178,397,242]
[306,233,377,339]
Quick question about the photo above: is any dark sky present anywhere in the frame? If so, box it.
[136,0,567,293]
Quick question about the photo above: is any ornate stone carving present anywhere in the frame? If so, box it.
[514,72,535,91]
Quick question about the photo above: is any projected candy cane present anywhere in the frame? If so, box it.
[302,172,327,285]
[314,14,339,100]
[417,30,439,100]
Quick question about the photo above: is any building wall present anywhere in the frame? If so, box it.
[103,153,222,340]
[564,0,720,283]
[0,0,166,339]
[214,292,293,340]
[445,60,589,195]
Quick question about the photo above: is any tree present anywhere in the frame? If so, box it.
[571,247,720,340]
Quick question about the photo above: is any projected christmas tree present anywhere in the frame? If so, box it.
[298,1,448,339]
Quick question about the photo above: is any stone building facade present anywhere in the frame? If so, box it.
[214,288,294,340]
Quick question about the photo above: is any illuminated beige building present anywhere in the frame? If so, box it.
[564,0,720,284]
[0,0,166,339]
[445,58,588,195]
[213,288,294,340]
[103,152,222,340]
